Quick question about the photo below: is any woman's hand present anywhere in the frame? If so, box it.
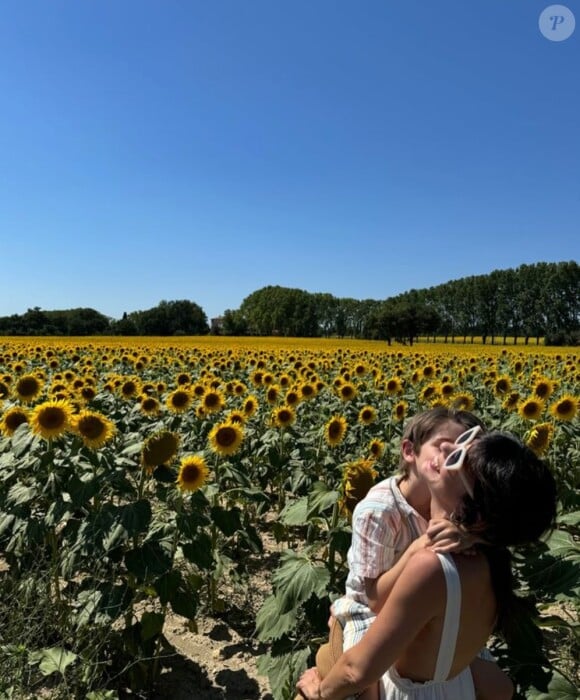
[427,518,476,554]
[296,667,322,699]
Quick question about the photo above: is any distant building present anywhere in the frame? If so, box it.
[211,316,224,334]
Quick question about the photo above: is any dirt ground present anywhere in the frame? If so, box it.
[152,613,275,700]
[149,537,281,700]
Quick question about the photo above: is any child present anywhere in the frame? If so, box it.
[327,407,513,700]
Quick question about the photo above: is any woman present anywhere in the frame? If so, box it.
[296,430,557,700]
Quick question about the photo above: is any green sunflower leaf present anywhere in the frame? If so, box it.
[271,549,330,614]
[526,671,579,700]
[255,594,297,641]
[29,646,77,677]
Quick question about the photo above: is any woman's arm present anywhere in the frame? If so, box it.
[298,550,446,700]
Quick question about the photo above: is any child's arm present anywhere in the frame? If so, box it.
[470,657,514,700]
[367,518,483,614]
[365,533,432,612]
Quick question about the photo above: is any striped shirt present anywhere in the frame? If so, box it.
[332,475,428,650]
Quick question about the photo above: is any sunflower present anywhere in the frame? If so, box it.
[451,393,475,412]
[353,363,367,377]
[264,385,280,405]
[166,388,194,414]
[337,382,357,402]
[250,370,264,387]
[30,399,72,440]
[285,389,300,406]
[176,372,191,386]
[502,391,520,412]
[439,382,455,397]
[525,423,554,456]
[141,430,180,472]
[358,406,376,426]
[299,383,317,401]
[493,376,512,396]
[368,438,385,459]
[324,415,348,447]
[339,459,378,518]
[14,374,44,403]
[233,382,246,396]
[79,385,97,402]
[549,394,578,422]
[392,400,409,422]
[208,421,244,456]
[242,395,259,417]
[226,409,246,424]
[384,377,403,395]
[420,384,438,402]
[72,410,116,449]
[518,397,545,422]
[177,455,209,492]
[533,377,555,400]
[0,381,10,400]
[0,406,29,436]
[201,389,225,414]
[272,405,296,428]
[140,396,161,416]
[120,378,141,400]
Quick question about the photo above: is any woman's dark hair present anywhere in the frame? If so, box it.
[458,431,557,547]
[456,432,558,639]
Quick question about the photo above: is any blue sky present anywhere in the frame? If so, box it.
[1,1,578,322]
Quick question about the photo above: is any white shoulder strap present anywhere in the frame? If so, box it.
[433,553,461,682]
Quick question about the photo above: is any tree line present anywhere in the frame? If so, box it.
[0,261,577,345]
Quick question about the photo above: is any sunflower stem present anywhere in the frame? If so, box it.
[327,500,340,590]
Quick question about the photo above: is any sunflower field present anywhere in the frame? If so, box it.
[0,337,578,699]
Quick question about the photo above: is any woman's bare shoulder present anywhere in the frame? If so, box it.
[396,549,447,592]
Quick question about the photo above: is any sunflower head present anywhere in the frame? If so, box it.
[0,406,29,436]
[368,438,385,460]
[15,374,44,403]
[140,396,161,416]
[533,377,555,400]
[324,415,347,447]
[518,397,545,422]
[358,406,376,426]
[141,430,180,472]
[209,421,244,456]
[177,455,209,492]
[272,405,296,429]
[30,399,72,440]
[202,389,225,414]
[339,459,378,518]
[385,377,403,396]
[72,410,116,449]
[550,394,578,422]
[338,382,356,402]
[242,395,259,417]
[392,400,409,422]
[525,423,554,456]
[166,388,193,414]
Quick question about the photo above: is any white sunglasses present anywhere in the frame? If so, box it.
[443,425,482,497]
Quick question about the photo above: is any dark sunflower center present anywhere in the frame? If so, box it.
[216,427,236,446]
[78,416,105,439]
[328,422,342,438]
[40,408,66,429]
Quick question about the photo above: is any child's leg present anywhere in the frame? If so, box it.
[470,657,514,700]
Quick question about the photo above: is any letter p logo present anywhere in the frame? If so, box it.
[539,5,576,41]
